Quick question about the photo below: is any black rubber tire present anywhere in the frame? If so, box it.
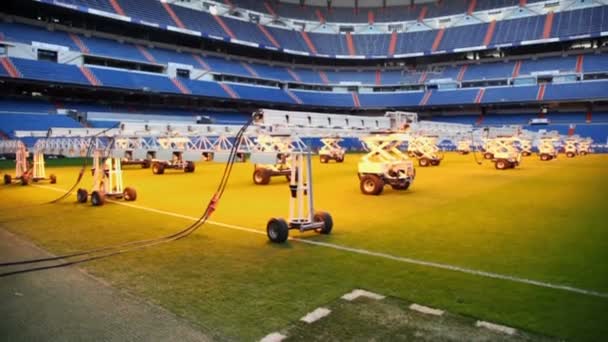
[314,211,333,235]
[391,181,410,191]
[430,159,439,166]
[123,187,137,201]
[152,162,165,175]
[49,174,57,184]
[4,174,11,185]
[141,160,151,169]
[76,188,88,203]
[495,159,508,170]
[253,168,271,185]
[267,218,289,243]
[360,174,384,195]
[580,151,587,156]
[91,191,105,206]
[419,158,430,167]
[184,161,196,173]
[20,174,30,186]
[566,152,575,158]
[540,154,549,161]
[336,156,344,163]
[320,155,329,163]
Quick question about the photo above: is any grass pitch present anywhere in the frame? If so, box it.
[1,153,607,341]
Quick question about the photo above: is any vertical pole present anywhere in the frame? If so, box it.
[306,145,314,222]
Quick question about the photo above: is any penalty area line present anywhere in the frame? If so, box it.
[32,184,608,299]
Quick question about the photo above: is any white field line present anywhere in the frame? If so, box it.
[300,307,331,324]
[259,332,287,342]
[476,320,517,335]
[341,289,386,301]
[409,303,444,316]
[32,185,608,299]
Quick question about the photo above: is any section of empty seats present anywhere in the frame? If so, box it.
[202,56,251,77]
[54,0,116,13]
[518,56,577,75]
[325,70,376,85]
[290,68,324,84]
[394,30,436,54]
[263,27,310,53]
[307,32,350,56]
[544,80,608,101]
[463,61,515,80]
[0,99,56,114]
[248,63,292,81]
[482,113,536,124]
[352,34,390,57]
[290,90,354,107]
[438,23,488,51]
[229,84,295,104]
[222,17,274,46]
[90,67,178,93]
[144,47,200,66]
[426,67,461,82]
[475,0,519,11]
[115,0,173,26]
[491,15,545,45]
[169,5,227,38]
[583,54,608,73]
[552,6,608,38]
[80,36,150,62]
[180,79,236,98]
[0,113,82,135]
[545,112,587,123]
[481,85,539,103]
[11,58,89,85]
[381,70,420,85]
[0,22,78,49]
[426,88,480,105]
[358,91,424,107]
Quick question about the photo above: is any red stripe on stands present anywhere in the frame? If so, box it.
[483,20,496,46]
[300,31,317,55]
[192,54,210,70]
[212,15,236,39]
[368,10,375,24]
[161,2,186,29]
[170,78,190,95]
[136,45,156,63]
[219,83,239,99]
[223,0,234,8]
[419,71,428,84]
[108,0,126,16]
[512,61,521,78]
[315,9,326,24]
[318,70,329,84]
[418,5,428,21]
[241,62,259,78]
[375,70,381,85]
[475,88,485,104]
[346,32,356,56]
[431,28,445,52]
[476,112,484,125]
[586,110,592,123]
[351,92,361,108]
[536,84,546,101]
[457,64,468,82]
[79,66,100,86]
[419,90,432,106]
[264,1,277,16]
[69,33,89,53]
[257,24,280,48]
[543,11,554,39]
[0,57,22,78]
[576,55,584,73]
[519,0,527,6]
[285,89,303,104]
[286,68,301,82]
[467,0,477,15]
[388,31,397,56]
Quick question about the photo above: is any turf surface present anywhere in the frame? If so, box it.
[1,153,607,340]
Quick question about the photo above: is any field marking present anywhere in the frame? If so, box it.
[30,185,608,299]
[476,320,517,335]
[341,289,386,301]
[259,332,286,342]
[409,304,444,316]
[300,307,331,324]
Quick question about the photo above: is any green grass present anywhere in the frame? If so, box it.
[1,153,607,341]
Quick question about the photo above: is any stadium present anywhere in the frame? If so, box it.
[0,0,607,340]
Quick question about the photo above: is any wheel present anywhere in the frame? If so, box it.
[91,191,105,206]
[141,160,151,168]
[4,174,11,185]
[484,153,493,160]
[391,181,410,191]
[20,174,30,186]
[495,159,508,170]
[49,174,57,184]
[184,161,195,173]
[360,174,384,195]
[152,162,165,175]
[267,218,289,243]
[336,156,344,163]
[418,158,430,167]
[123,187,137,201]
[566,152,575,158]
[580,151,587,156]
[430,159,440,166]
[253,168,271,185]
[314,211,333,235]
[76,188,88,203]
[540,154,549,161]
[320,155,329,163]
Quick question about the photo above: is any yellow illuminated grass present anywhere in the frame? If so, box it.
[0,153,607,340]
